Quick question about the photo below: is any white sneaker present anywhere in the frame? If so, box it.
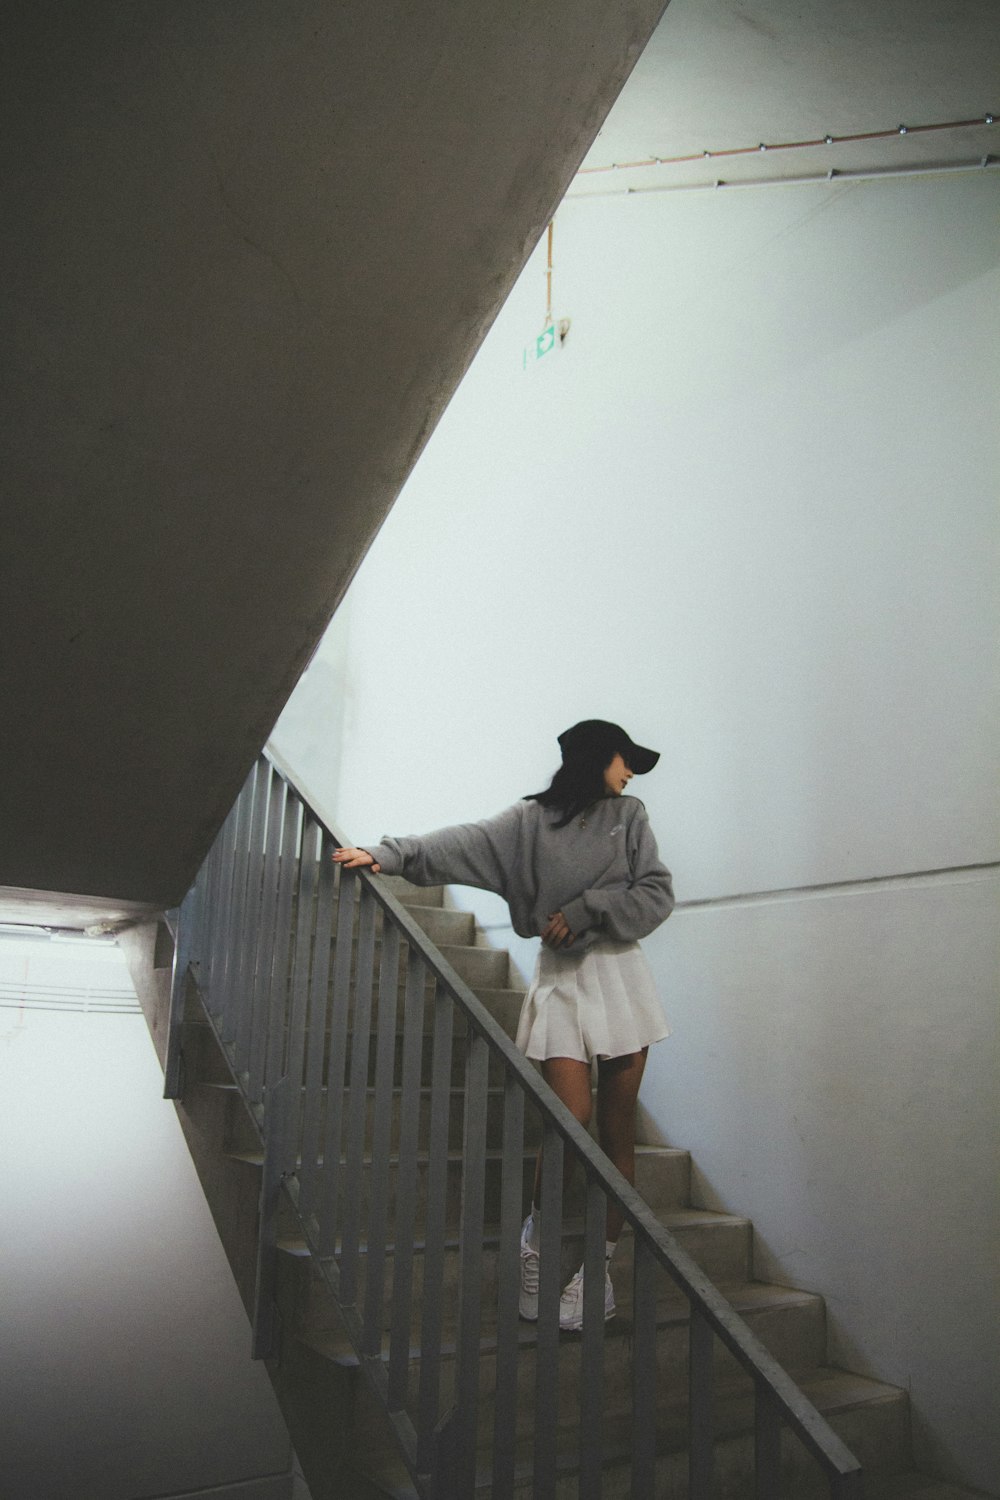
[519,1218,540,1321]
[558,1264,616,1331]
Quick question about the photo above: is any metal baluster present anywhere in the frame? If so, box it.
[252,1072,291,1359]
[387,948,427,1412]
[284,816,320,1157]
[689,1306,716,1497]
[234,762,270,1078]
[533,1122,563,1500]
[453,1029,489,1497]
[317,866,357,1257]
[579,1175,607,1500]
[417,982,456,1475]
[430,1410,458,1500]
[755,1383,782,1499]
[248,771,286,1106]
[214,771,251,1033]
[187,855,211,984]
[199,836,223,1000]
[631,1236,658,1496]
[207,805,239,1023]
[298,835,335,1223]
[339,884,379,1306]
[219,767,257,1046]
[164,883,198,1099]
[264,793,302,1092]
[362,920,402,1358]
[490,1072,525,1500]
[285,816,319,1088]
[204,803,233,1022]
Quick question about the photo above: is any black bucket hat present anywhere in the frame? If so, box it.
[557,720,660,775]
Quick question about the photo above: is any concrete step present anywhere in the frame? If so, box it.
[303,1308,908,1500]
[398,939,509,991]
[299,1276,827,1430]
[333,1008,526,1088]
[865,1476,995,1500]
[280,1200,751,1332]
[323,897,479,952]
[232,1144,536,1229]
[300,874,445,909]
[404,903,476,947]
[335,984,525,1038]
[313,936,512,996]
[200,978,525,1044]
[213,1080,690,1201]
[335,987,525,1050]
[211,1079,545,1155]
[494,1365,910,1498]
[229,1138,692,1238]
[193,1003,526,1093]
[283,1224,762,1354]
[182,973,528,1089]
[381,877,445,907]
[214,891,509,1037]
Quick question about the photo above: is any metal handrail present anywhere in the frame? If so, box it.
[167,749,864,1499]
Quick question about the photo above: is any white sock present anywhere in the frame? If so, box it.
[525,1205,541,1252]
[568,1240,617,1285]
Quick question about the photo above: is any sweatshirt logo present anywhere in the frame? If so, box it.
[610,824,624,837]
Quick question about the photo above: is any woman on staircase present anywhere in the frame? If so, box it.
[332,718,674,1331]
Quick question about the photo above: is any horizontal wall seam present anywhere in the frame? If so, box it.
[674,861,1000,912]
[0,999,143,1015]
[472,862,1000,930]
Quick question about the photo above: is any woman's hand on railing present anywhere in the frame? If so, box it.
[332,846,382,873]
[541,910,575,948]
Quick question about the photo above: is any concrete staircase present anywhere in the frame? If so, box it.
[122,876,989,1500]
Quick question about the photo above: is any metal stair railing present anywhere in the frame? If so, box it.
[165,749,864,1499]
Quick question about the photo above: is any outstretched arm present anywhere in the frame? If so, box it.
[332,803,524,895]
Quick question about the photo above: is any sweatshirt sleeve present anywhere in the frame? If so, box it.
[364,802,523,894]
[560,808,674,943]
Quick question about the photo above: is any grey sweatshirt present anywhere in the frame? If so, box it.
[366,795,674,951]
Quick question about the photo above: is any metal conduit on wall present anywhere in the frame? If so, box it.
[568,153,1000,199]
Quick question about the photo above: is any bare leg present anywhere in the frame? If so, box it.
[531,1056,593,1207]
[595,1048,648,1241]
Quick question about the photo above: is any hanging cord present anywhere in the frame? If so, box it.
[544,220,554,330]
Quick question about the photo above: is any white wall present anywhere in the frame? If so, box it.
[272,169,1000,1489]
[0,934,294,1500]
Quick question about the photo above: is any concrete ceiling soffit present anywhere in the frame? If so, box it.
[0,0,667,903]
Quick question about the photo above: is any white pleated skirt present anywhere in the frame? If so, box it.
[515,939,670,1063]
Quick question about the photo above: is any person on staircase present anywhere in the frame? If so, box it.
[332,718,674,1331]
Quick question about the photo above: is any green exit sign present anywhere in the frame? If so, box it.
[523,323,557,369]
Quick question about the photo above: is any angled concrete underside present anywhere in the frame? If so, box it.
[1,0,666,906]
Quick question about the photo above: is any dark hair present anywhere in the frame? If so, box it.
[525,750,613,829]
